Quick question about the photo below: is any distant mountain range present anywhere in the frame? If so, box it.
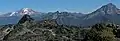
[0,3,120,26]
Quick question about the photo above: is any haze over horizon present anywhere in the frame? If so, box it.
[0,0,120,14]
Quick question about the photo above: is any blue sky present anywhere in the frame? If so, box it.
[0,0,120,14]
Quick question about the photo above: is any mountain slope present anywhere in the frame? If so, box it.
[43,11,85,26]
[18,14,34,24]
[82,3,120,26]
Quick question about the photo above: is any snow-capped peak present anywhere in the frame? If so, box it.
[21,8,33,12]
[6,8,39,16]
[22,8,31,14]
[18,8,37,15]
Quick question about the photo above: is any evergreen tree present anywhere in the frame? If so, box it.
[83,23,115,41]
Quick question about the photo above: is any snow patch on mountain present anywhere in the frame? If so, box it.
[9,12,16,16]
